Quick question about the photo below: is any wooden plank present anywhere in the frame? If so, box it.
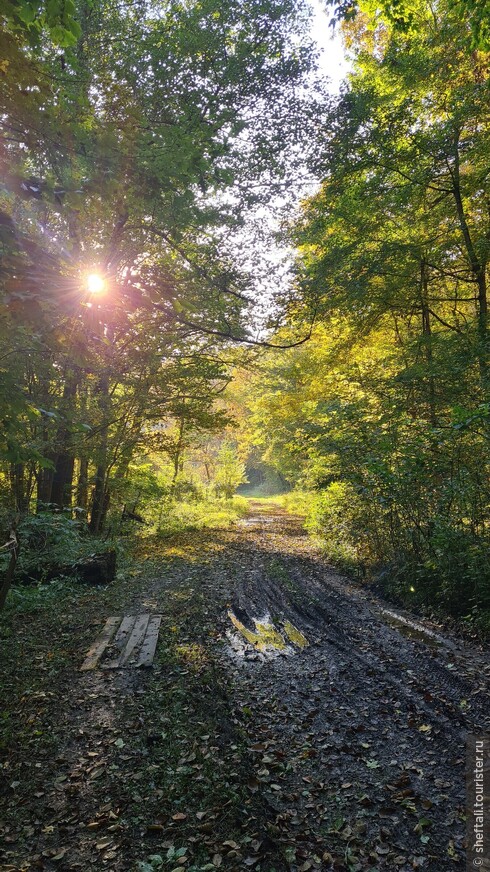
[102,615,137,669]
[81,617,120,671]
[119,613,150,666]
[136,616,162,667]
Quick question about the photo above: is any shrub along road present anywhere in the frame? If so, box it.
[0,503,488,871]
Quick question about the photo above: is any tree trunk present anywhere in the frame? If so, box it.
[420,259,437,427]
[89,464,108,534]
[451,131,488,394]
[477,270,488,390]
[37,465,54,508]
[50,453,75,510]
[170,418,185,495]
[0,527,19,611]
[10,463,29,514]
[50,371,79,510]
[88,363,110,534]
[99,488,111,532]
[76,458,89,510]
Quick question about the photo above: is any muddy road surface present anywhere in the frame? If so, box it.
[1,503,488,872]
[218,504,490,870]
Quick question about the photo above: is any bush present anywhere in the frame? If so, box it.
[10,513,112,584]
[302,479,490,622]
[381,522,490,617]
[155,496,249,536]
[304,482,368,571]
[281,490,312,516]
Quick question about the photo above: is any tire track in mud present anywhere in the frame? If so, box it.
[3,505,488,872]
[215,504,490,871]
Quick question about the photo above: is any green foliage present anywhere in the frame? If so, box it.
[155,495,249,536]
[305,483,367,571]
[293,1,490,619]
[246,325,490,615]
[213,441,248,499]
[136,847,227,871]
[0,576,77,618]
[239,462,288,496]
[0,0,320,556]
[327,0,490,49]
[1,0,82,47]
[238,0,490,623]
[12,512,111,583]
[280,490,311,516]
[379,521,490,616]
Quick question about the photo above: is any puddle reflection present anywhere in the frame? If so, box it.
[379,609,445,649]
[227,610,308,659]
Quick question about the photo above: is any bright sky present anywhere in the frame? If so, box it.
[309,0,351,92]
[219,1,352,332]
[239,6,351,332]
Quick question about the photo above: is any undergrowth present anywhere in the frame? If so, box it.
[154,496,249,536]
[0,511,118,585]
[281,487,490,635]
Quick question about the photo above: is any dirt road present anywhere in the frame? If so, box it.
[217,504,490,870]
[1,503,488,871]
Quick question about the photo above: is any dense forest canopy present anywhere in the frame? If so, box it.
[0,0,319,546]
[1,0,490,627]
[238,0,490,623]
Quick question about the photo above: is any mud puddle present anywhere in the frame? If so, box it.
[226,609,308,660]
[376,607,454,649]
[237,516,274,527]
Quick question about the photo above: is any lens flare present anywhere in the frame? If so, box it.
[86,273,106,294]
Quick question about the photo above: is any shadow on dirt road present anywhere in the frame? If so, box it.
[1,502,488,872]
[214,502,489,870]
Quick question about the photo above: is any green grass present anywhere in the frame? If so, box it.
[154,496,249,536]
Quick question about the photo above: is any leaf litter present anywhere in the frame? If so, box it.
[0,502,489,871]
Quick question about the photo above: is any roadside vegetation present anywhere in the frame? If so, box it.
[1,0,489,700]
[225,4,490,632]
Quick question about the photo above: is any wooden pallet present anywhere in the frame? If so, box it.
[81,614,162,671]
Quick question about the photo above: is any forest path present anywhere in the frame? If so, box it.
[1,502,489,872]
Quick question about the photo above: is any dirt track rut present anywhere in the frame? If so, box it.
[1,503,489,872]
[213,504,489,870]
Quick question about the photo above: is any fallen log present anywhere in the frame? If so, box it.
[72,550,116,585]
[122,505,147,524]
[15,549,117,586]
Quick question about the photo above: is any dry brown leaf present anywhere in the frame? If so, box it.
[96,838,113,850]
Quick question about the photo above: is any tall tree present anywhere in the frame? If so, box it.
[242,0,490,616]
[0,0,320,530]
